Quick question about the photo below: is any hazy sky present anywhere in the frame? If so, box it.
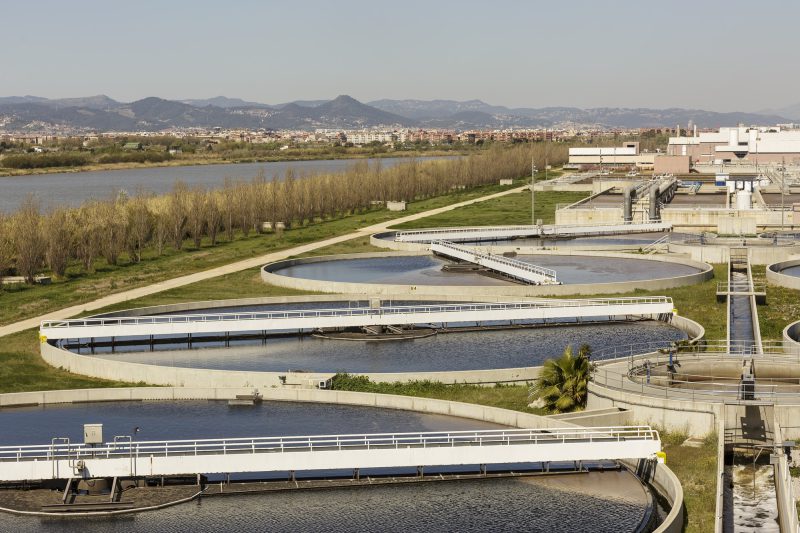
[3,0,798,111]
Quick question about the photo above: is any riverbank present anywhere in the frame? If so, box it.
[0,149,464,178]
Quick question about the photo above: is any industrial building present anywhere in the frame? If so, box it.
[668,126,800,166]
[568,142,691,174]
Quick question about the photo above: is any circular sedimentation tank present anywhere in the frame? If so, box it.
[0,400,654,532]
[81,319,687,374]
[262,252,712,297]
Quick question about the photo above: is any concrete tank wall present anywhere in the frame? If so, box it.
[261,251,713,298]
[767,258,800,290]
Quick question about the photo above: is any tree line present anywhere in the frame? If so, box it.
[0,143,566,285]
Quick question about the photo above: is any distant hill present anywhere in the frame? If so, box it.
[757,103,800,121]
[0,94,411,132]
[181,96,271,109]
[0,94,793,132]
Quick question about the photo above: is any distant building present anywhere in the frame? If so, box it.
[122,142,143,150]
[568,142,656,169]
[668,126,800,165]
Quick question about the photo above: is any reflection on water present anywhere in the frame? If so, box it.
[0,157,444,211]
[274,254,702,286]
[781,265,800,278]
[86,321,687,373]
[0,402,650,533]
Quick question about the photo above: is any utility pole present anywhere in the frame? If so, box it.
[781,156,786,232]
[544,128,549,182]
[531,157,537,226]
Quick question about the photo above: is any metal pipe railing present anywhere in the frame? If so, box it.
[41,297,673,330]
[0,426,659,463]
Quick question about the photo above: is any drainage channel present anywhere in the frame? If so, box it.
[721,249,781,532]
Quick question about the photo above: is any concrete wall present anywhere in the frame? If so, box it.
[783,320,800,354]
[671,243,800,265]
[40,342,542,387]
[588,380,721,436]
[766,258,800,290]
[261,251,713,298]
[619,458,685,533]
[0,386,577,432]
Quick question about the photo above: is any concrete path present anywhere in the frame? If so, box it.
[0,185,527,338]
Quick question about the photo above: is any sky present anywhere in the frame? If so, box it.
[2,0,799,112]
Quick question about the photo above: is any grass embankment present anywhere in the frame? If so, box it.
[751,265,800,341]
[660,430,718,533]
[0,329,135,393]
[585,263,728,341]
[0,181,519,327]
[329,373,542,414]
[392,187,585,229]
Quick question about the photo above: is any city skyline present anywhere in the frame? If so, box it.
[3,0,799,113]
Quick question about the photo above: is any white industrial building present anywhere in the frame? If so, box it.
[668,126,800,165]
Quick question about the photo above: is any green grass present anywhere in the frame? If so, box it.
[568,263,727,341]
[85,268,317,315]
[391,190,588,229]
[295,236,384,258]
[0,181,517,327]
[752,265,800,341]
[0,329,136,393]
[330,373,543,414]
[660,430,719,533]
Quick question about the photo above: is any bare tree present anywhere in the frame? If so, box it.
[186,186,208,249]
[12,196,46,283]
[43,207,73,278]
[73,203,101,273]
[205,192,222,246]
[166,181,189,250]
[126,192,153,263]
[96,198,127,266]
[0,213,13,287]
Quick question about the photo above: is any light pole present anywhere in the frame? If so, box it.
[781,156,786,232]
[531,157,538,226]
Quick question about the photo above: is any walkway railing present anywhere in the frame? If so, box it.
[394,222,671,243]
[41,297,673,331]
[0,427,660,463]
[432,240,559,285]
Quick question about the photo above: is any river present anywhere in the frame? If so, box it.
[0,156,441,212]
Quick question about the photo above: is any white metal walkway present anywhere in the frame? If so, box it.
[431,240,560,285]
[395,222,672,243]
[0,427,661,481]
[39,298,674,341]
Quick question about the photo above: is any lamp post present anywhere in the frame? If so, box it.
[781,156,786,232]
[531,158,538,226]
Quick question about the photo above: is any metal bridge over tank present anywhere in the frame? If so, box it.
[394,222,672,244]
[431,240,560,285]
[0,427,661,482]
[39,298,675,341]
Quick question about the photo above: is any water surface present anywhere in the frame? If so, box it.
[0,157,440,211]
[86,321,687,373]
[274,254,703,286]
[0,401,650,532]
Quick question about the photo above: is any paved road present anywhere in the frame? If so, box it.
[0,185,527,338]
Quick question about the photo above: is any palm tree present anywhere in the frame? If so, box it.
[529,344,594,413]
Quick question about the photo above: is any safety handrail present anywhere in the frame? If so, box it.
[40,297,673,330]
[432,240,558,282]
[395,221,671,240]
[0,426,659,462]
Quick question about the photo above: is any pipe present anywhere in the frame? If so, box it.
[623,184,636,223]
[649,184,661,222]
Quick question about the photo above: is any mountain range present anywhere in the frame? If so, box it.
[0,94,797,133]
